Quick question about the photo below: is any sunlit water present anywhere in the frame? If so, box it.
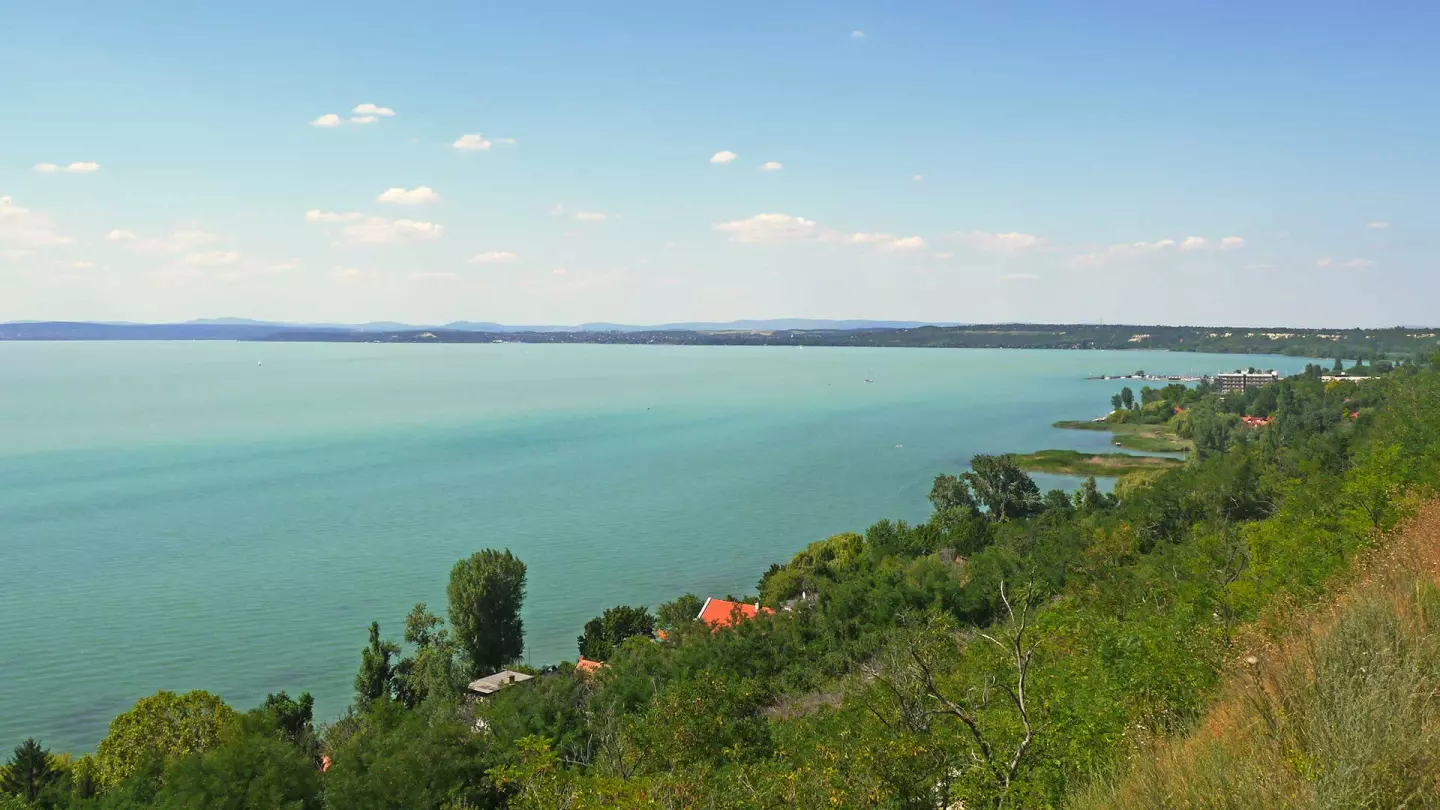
[0,342,1311,752]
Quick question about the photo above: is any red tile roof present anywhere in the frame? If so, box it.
[1240,416,1274,428]
[576,656,606,675]
[697,597,773,630]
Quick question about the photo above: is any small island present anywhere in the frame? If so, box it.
[1052,420,1193,452]
[1011,449,1182,476]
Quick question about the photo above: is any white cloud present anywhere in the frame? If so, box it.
[548,203,566,216]
[714,213,923,252]
[849,233,926,251]
[850,30,866,40]
[376,186,439,205]
[885,236,927,252]
[315,106,395,127]
[494,137,517,145]
[551,268,569,276]
[710,150,738,165]
[0,197,70,248]
[352,103,396,117]
[453,134,496,151]
[182,250,241,266]
[108,228,220,254]
[1179,236,1210,251]
[934,251,954,260]
[715,213,828,244]
[1111,238,1177,255]
[761,161,784,171]
[999,272,1040,281]
[270,259,301,272]
[955,231,1047,252]
[1366,220,1390,230]
[1318,257,1374,269]
[306,211,444,245]
[912,174,924,182]
[1219,236,1246,250]
[305,210,365,223]
[472,250,518,263]
[34,161,100,174]
[574,211,608,222]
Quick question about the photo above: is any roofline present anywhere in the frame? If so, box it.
[696,596,714,621]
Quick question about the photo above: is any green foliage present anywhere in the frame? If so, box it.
[354,622,400,706]
[963,454,1043,521]
[153,731,320,810]
[94,690,236,791]
[654,593,702,632]
[577,605,656,661]
[322,700,496,810]
[447,549,528,678]
[394,604,466,709]
[1,739,57,804]
[929,473,979,514]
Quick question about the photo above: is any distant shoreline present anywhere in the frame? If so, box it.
[1,321,1433,359]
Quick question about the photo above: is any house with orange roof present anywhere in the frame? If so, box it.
[696,597,773,630]
[576,656,607,676]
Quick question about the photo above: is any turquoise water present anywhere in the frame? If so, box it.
[0,342,1312,752]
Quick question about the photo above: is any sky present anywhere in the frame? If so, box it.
[1,1,1436,328]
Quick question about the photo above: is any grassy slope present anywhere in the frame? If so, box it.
[1053,420,1194,452]
[1068,500,1440,810]
[1012,449,1182,476]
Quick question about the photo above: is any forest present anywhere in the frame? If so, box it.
[6,352,1440,809]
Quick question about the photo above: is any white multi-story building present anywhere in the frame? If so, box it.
[1214,370,1280,394]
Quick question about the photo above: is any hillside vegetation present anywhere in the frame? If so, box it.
[5,355,1440,809]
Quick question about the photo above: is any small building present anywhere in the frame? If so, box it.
[576,656,607,676]
[1214,370,1280,394]
[1239,416,1274,428]
[696,597,773,630]
[466,669,533,697]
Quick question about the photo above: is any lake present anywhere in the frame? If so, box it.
[0,342,1312,752]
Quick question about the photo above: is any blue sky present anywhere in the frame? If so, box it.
[1,1,1436,326]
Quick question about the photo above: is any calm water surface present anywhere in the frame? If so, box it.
[0,342,1311,751]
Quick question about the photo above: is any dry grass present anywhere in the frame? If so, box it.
[1069,500,1440,810]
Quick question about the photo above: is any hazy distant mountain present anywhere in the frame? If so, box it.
[0,318,959,341]
[443,318,957,332]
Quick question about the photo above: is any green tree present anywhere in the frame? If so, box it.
[395,603,465,708]
[655,593,703,632]
[1120,386,1135,410]
[354,621,400,706]
[1043,489,1074,512]
[448,549,528,677]
[255,691,316,753]
[322,699,496,810]
[1073,476,1106,511]
[962,455,1042,522]
[1,738,57,804]
[1110,393,1124,412]
[929,473,979,515]
[578,605,657,661]
[95,690,236,790]
[154,730,321,810]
